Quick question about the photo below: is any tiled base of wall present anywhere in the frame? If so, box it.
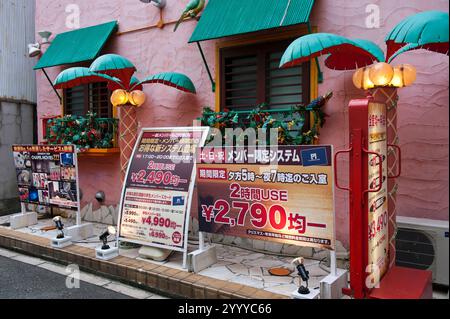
[78,203,349,266]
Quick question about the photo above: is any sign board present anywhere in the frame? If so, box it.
[196,145,336,250]
[12,145,80,211]
[117,127,209,254]
[367,102,389,282]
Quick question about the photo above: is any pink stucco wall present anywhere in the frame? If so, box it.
[35,0,449,247]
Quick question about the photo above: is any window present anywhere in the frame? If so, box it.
[63,82,113,118]
[220,39,310,112]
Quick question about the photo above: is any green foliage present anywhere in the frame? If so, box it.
[198,92,332,146]
[45,112,118,149]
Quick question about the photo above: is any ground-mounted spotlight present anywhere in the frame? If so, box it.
[53,216,65,239]
[292,257,310,295]
[99,226,116,250]
[96,226,119,260]
[50,216,73,249]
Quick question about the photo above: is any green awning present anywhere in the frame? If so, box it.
[189,0,315,43]
[34,21,118,70]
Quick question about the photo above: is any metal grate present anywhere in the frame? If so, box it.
[64,82,112,118]
[220,39,310,112]
[396,228,435,270]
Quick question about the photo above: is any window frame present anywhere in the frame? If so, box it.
[214,25,320,120]
[219,39,311,111]
[62,82,114,118]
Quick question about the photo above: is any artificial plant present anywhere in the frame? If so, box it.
[198,92,332,146]
[45,112,118,149]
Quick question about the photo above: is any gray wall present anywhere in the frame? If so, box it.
[0,0,37,102]
[0,101,36,215]
[0,0,37,215]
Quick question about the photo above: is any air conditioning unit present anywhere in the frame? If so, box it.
[396,216,449,287]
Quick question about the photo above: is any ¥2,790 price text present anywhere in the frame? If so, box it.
[201,200,307,234]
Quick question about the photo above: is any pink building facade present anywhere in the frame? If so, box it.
[34,0,449,248]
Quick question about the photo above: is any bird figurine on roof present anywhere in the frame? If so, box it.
[174,0,205,32]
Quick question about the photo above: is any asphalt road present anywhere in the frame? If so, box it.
[0,255,132,299]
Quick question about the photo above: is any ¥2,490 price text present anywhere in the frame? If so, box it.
[131,170,180,187]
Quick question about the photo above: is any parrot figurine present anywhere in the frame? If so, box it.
[174,0,206,32]
[305,91,333,111]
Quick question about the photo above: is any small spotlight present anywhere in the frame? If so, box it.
[53,216,65,239]
[28,43,41,57]
[99,226,117,250]
[95,191,105,203]
[292,257,310,295]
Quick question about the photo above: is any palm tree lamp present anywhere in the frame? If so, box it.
[352,62,417,90]
[50,216,73,248]
[54,54,197,182]
[280,10,448,299]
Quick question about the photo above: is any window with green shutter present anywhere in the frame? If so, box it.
[63,82,113,118]
[220,39,310,112]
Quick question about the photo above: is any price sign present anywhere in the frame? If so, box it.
[197,146,336,250]
[118,127,208,251]
[367,102,389,282]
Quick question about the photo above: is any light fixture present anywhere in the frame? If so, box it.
[28,43,41,57]
[38,31,52,44]
[363,67,375,90]
[352,68,364,89]
[292,257,310,295]
[110,89,129,106]
[95,191,105,203]
[53,216,65,239]
[99,226,117,250]
[352,67,375,90]
[140,0,166,8]
[129,90,146,107]
[389,64,417,88]
[369,62,394,87]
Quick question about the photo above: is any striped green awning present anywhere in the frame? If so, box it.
[34,21,118,70]
[189,0,315,43]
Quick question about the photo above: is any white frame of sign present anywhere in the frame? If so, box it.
[116,127,210,269]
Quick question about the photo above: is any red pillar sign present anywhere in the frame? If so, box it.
[336,97,391,298]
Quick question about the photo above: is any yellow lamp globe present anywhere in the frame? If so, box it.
[363,67,375,90]
[401,64,417,87]
[129,90,146,107]
[368,62,395,87]
[390,67,405,88]
[389,64,417,88]
[352,68,365,89]
[110,89,129,106]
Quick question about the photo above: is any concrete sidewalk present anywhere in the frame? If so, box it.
[0,248,168,299]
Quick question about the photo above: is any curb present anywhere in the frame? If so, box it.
[0,228,288,299]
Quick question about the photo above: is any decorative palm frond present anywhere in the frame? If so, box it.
[133,72,196,93]
[280,33,384,70]
[385,10,449,61]
[53,67,122,89]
